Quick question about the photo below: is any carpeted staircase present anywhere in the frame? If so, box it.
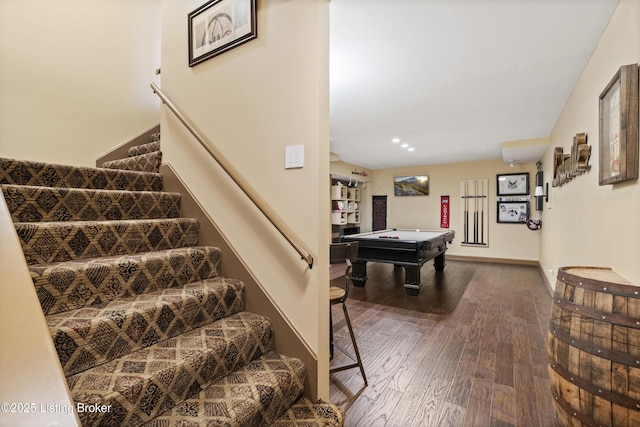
[0,134,342,427]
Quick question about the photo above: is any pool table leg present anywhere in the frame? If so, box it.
[351,260,368,287]
[403,267,421,295]
[434,252,446,272]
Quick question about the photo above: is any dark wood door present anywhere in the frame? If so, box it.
[372,195,387,231]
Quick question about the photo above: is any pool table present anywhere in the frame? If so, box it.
[341,229,455,295]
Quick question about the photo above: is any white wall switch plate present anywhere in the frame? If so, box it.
[285,145,304,169]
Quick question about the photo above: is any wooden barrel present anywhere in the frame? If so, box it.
[547,267,640,427]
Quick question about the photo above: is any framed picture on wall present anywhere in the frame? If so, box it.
[188,0,257,67]
[497,201,529,224]
[496,172,529,196]
[393,175,429,196]
[598,63,639,185]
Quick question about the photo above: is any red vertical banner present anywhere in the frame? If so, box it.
[440,195,450,228]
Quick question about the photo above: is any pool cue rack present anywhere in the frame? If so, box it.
[460,179,489,247]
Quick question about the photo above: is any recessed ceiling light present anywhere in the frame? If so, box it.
[392,138,400,143]
[401,143,409,148]
[407,147,415,152]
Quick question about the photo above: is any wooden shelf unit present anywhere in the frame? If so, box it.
[330,174,366,242]
[331,183,360,225]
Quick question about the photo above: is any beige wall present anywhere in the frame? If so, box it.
[0,0,161,166]
[370,159,541,261]
[160,0,331,398]
[0,192,79,426]
[539,0,640,287]
[0,2,159,424]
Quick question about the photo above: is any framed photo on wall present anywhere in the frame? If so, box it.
[393,175,429,196]
[497,201,529,224]
[188,0,257,67]
[496,172,529,196]
[598,63,639,185]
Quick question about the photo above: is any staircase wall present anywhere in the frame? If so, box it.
[160,0,331,399]
[0,194,80,427]
[161,164,319,399]
[0,0,161,167]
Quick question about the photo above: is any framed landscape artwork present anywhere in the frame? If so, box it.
[394,176,429,196]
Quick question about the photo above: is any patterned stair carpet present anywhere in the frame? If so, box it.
[0,133,343,427]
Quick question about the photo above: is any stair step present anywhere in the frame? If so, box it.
[68,311,273,427]
[0,157,163,191]
[128,140,161,157]
[50,276,245,377]
[102,151,162,173]
[1,185,181,222]
[15,218,200,265]
[144,351,306,427]
[31,246,222,315]
[273,397,344,427]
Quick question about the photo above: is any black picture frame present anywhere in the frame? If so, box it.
[497,201,529,224]
[188,0,257,67]
[496,172,529,196]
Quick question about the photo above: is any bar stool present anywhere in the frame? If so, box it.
[329,242,367,386]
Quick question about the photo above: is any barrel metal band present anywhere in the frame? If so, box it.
[551,389,607,427]
[550,326,640,368]
[553,297,640,329]
[558,268,640,298]
[548,355,640,411]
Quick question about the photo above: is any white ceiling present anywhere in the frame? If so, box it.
[329,0,619,170]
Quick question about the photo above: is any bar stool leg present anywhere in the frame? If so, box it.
[329,301,369,386]
[329,307,334,360]
[340,301,367,386]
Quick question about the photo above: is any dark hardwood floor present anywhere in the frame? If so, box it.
[329,260,558,427]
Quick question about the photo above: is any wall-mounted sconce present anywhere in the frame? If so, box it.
[534,182,548,203]
[535,161,548,211]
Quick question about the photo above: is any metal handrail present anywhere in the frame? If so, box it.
[151,83,314,269]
